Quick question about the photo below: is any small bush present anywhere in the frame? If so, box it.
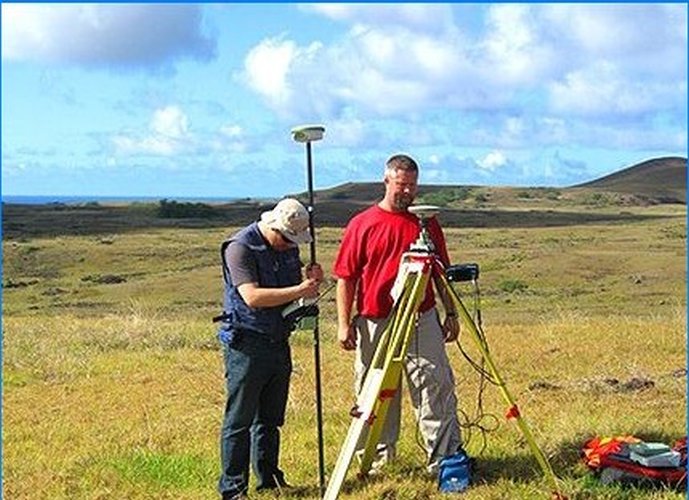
[582,192,615,207]
[420,187,473,207]
[81,274,127,284]
[157,199,217,219]
[4,278,38,289]
[474,193,489,203]
[498,279,528,293]
[544,188,561,200]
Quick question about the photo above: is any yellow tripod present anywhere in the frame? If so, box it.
[324,206,567,500]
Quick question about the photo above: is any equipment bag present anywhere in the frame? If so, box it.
[438,449,472,493]
[582,435,687,487]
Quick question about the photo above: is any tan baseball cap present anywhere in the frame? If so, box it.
[260,198,312,245]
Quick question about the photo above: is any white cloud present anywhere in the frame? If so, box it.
[478,151,508,171]
[243,37,297,104]
[242,25,472,120]
[243,3,685,134]
[543,5,686,66]
[480,5,554,85]
[2,4,214,68]
[327,115,367,147]
[220,125,243,138]
[428,154,441,165]
[303,4,454,33]
[112,105,192,156]
[241,36,323,113]
[151,106,189,139]
[548,62,685,117]
[215,125,246,154]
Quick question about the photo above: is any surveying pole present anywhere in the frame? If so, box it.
[291,124,327,495]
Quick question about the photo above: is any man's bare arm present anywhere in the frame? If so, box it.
[336,278,357,350]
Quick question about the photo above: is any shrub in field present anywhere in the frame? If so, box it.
[81,273,127,284]
[498,278,529,293]
[420,187,473,207]
[157,199,217,219]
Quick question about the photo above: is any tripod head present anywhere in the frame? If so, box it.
[408,205,440,253]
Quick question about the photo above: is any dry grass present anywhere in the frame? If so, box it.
[2,204,686,499]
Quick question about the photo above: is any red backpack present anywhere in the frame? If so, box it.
[582,435,687,487]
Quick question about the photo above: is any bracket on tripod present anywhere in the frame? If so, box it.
[446,263,480,282]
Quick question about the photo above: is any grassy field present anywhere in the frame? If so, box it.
[2,202,686,499]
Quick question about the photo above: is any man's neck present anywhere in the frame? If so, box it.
[256,221,276,248]
[378,199,405,213]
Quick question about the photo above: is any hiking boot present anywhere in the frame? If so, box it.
[256,473,292,493]
[222,493,248,500]
[356,444,396,476]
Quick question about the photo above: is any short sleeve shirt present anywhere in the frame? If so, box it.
[332,205,451,319]
[224,242,259,286]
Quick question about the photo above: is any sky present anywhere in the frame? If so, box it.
[2,3,687,199]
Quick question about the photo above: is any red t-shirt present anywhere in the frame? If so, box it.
[333,205,451,319]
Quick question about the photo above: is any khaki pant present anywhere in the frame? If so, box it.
[354,308,462,472]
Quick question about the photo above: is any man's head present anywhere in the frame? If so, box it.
[260,198,312,250]
[383,154,419,211]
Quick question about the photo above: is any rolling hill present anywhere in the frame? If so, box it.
[303,156,687,206]
[2,156,685,238]
[574,156,686,203]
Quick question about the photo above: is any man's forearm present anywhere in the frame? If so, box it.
[238,282,304,308]
[336,278,356,327]
[433,273,457,316]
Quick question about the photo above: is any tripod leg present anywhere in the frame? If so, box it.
[323,268,429,499]
[357,269,430,476]
[437,273,564,497]
[323,366,386,500]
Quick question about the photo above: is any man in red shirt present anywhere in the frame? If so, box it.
[333,154,463,474]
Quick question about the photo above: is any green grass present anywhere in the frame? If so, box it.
[107,450,216,489]
[2,202,686,499]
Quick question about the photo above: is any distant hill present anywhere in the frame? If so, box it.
[574,156,686,203]
[3,156,684,238]
[299,156,687,207]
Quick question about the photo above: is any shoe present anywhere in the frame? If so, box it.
[256,481,292,490]
[222,493,248,500]
[255,473,291,492]
[356,444,396,476]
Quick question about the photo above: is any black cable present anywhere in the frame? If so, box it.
[450,279,501,455]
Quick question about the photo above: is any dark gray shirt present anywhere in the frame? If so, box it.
[224,242,259,287]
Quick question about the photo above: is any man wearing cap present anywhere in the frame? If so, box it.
[217,198,323,500]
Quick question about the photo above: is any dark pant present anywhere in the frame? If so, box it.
[218,335,292,498]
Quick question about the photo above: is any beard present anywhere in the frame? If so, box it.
[393,192,414,210]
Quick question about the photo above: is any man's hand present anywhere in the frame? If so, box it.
[442,315,459,343]
[305,263,324,283]
[338,324,357,351]
[298,278,320,299]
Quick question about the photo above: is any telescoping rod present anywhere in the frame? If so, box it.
[305,140,327,494]
[291,124,327,495]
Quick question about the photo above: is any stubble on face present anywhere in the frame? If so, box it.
[393,191,414,210]
[386,169,418,211]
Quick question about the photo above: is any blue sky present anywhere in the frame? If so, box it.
[2,3,687,198]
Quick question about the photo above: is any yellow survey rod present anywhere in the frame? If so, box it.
[437,271,566,499]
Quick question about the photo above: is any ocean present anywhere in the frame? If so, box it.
[1,195,241,205]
